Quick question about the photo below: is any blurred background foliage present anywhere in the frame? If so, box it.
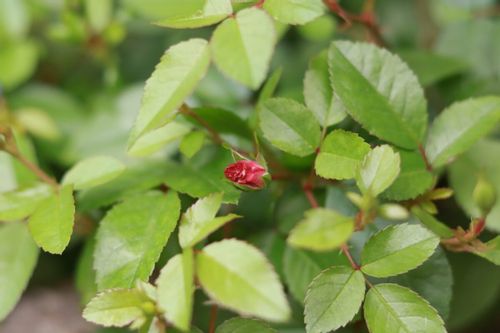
[1,0,500,332]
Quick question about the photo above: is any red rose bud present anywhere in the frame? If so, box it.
[224,160,267,190]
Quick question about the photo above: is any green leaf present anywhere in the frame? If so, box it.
[287,208,354,251]
[156,0,232,29]
[156,249,194,331]
[180,131,205,158]
[361,223,440,278]
[85,0,112,32]
[411,206,454,238]
[329,41,427,149]
[257,67,283,106]
[0,183,52,221]
[382,149,434,200]
[28,185,75,254]
[185,107,252,139]
[425,96,500,168]
[282,246,339,303]
[304,51,346,127]
[305,266,365,333]
[364,284,446,333]
[0,40,38,90]
[0,222,39,320]
[385,248,453,320]
[128,122,191,157]
[315,130,370,180]
[83,289,151,327]
[448,140,500,232]
[399,50,468,86]
[77,160,173,211]
[162,160,240,204]
[475,236,500,265]
[216,317,277,333]
[211,8,276,89]
[94,191,180,290]
[356,145,401,196]
[196,239,290,322]
[62,156,126,190]
[76,237,98,306]
[129,38,210,145]
[179,193,240,248]
[263,0,325,25]
[0,0,30,40]
[259,97,321,157]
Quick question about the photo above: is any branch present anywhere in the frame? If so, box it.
[0,126,59,188]
[323,0,387,47]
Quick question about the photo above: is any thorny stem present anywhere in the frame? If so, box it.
[0,125,59,188]
[323,0,387,47]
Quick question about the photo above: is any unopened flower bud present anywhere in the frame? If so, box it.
[473,175,496,216]
[379,203,409,221]
[224,160,267,190]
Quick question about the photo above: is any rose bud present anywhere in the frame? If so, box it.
[224,160,268,190]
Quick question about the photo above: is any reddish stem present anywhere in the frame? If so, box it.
[418,144,433,171]
[255,0,265,8]
[208,304,218,333]
[323,0,387,47]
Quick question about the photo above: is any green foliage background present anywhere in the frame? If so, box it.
[1,0,500,332]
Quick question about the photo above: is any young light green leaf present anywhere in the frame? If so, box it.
[263,0,325,25]
[216,317,277,333]
[356,145,401,196]
[425,97,500,168]
[179,193,240,248]
[364,284,446,333]
[128,122,191,157]
[0,40,38,90]
[0,183,52,221]
[83,289,151,327]
[382,149,434,200]
[474,236,500,265]
[28,185,75,254]
[179,131,205,158]
[305,266,365,333]
[329,41,427,149]
[94,191,180,290]
[411,206,454,238]
[196,239,290,322]
[156,0,232,29]
[361,223,440,278]
[287,208,354,252]
[0,222,39,320]
[85,0,112,32]
[211,8,276,89]
[156,249,194,331]
[62,156,126,190]
[315,129,370,180]
[304,51,346,127]
[129,38,210,145]
[259,97,321,157]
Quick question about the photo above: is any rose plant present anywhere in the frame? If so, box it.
[1,0,500,333]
